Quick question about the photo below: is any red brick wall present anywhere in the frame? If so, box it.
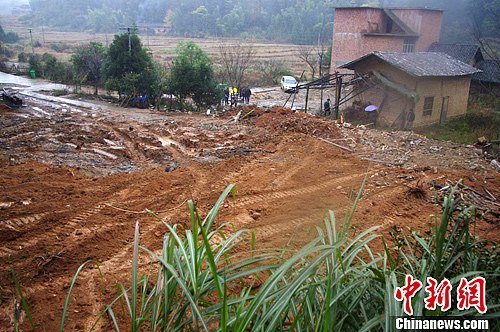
[331,8,388,72]
[332,8,384,33]
[330,8,443,73]
[391,9,443,51]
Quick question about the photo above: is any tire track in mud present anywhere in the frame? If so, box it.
[9,182,400,330]
[7,205,182,332]
[0,188,136,260]
[101,123,148,163]
[232,172,370,209]
[0,212,51,230]
[269,140,322,189]
[225,186,403,246]
[80,209,180,331]
[0,204,109,259]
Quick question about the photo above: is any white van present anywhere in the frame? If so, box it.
[280,76,297,92]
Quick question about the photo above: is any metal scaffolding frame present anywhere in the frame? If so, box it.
[283,72,378,118]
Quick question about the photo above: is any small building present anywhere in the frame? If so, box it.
[340,52,481,128]
[472,60,500,96]
[330,6,443,73]
[429,43,500,96]
[428,43,484,66]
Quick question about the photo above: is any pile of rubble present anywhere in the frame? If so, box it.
[236,106,340,140]
[430,179,499,225]
[338,126,498,172]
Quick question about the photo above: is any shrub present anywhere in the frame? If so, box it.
[0,24,19,43]
[254,59,291,85]
[27,53,74,83]
[18,52,28,63]
[169,41,220,110]
[49,42,71,53]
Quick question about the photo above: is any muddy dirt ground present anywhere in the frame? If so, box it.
[0,88,499,330]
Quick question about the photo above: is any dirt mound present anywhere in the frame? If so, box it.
[236,106,340,139]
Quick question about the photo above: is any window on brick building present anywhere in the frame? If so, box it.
[423,97,434,116]
[403,38,415,53]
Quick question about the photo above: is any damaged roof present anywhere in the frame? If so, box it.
[473,60,500,84]
[428,43,483,64]
[382,9,418,37]
[340,52,481,77]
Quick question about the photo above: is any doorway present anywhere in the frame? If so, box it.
[440,96,449,124]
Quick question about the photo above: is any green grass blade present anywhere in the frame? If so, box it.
[203,184,235,230]
[59,260,98,332]
[131,221,139,331]
[10,271,36,330]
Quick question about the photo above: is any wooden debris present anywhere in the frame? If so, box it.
[315,136,353,152]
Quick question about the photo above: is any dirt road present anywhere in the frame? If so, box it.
[0,86,498,330]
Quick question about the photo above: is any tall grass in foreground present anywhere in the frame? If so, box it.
[14,183,499,331]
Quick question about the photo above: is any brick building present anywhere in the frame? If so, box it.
[330,6,443,73]
[340,52,480,128]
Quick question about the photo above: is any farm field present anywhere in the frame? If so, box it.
[1,14,313,76]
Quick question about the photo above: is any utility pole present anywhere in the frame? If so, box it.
[28,28,34,54]
[334,74,342,119]
[41,25,45,46]
[127,27,131,55]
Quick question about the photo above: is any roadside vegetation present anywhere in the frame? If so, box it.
[416,96,500,151]
[12,183,499,331]
[12,31,222,110]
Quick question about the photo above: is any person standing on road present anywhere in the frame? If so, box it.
[231,87,238,107]
[324,98,331,116]
[224,87,229,105]
[242,87,252,104]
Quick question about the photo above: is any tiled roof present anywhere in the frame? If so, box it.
[428,43,483,64]
[340,52,481,77]
[473,60,500,84]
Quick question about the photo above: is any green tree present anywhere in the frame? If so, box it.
[85,6,124,33]
[71,42,106,94]
[0,24,19,43]
[103,33,157,103]
[216,4,245,36]
[169,41,219,109]
[469,0,500,60]
[28,53,43,76]
[27,53,74,83]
